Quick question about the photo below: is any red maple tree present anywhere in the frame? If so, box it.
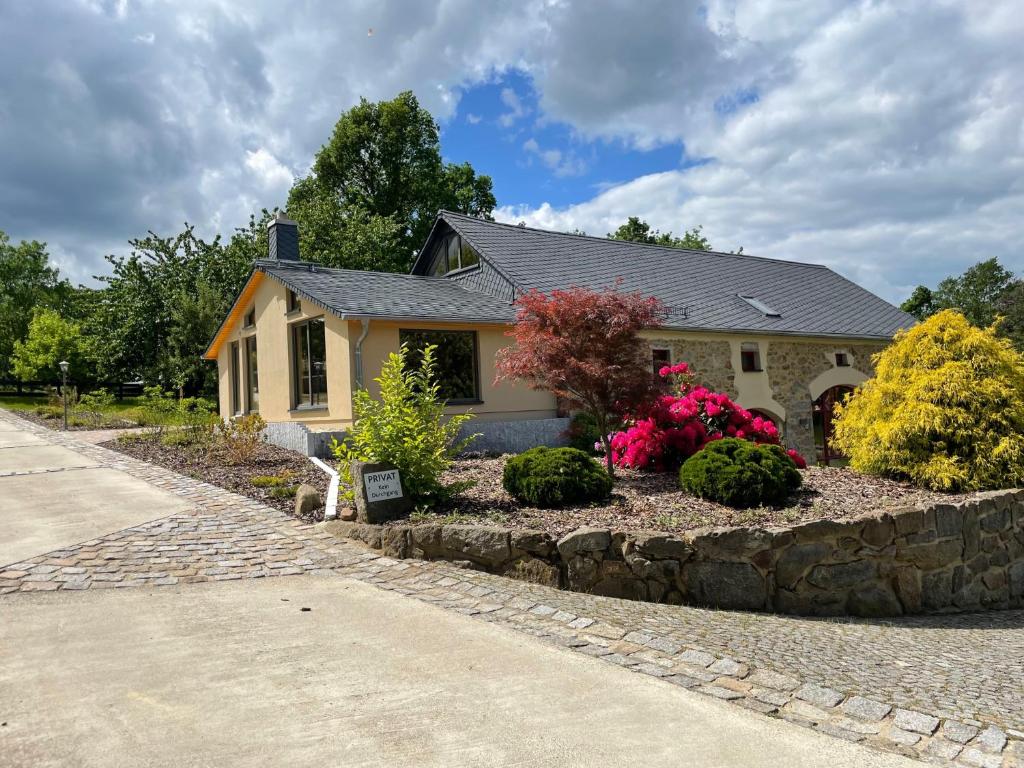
[495,285,668,474]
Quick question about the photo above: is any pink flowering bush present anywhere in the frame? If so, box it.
[607,362,807,471]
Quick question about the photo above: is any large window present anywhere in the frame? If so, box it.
[229,341,241,415]
[427,233,480,276]
[399,329,479,403]
[245,335,259,413]
[292,318,328,408]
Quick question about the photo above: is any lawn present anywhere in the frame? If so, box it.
[0,394,216,430]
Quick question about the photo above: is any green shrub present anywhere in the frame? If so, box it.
[502,446,613,508]
[216,413,266,465]
[833,310,1024,491]
[679,438,801,508]
[564,411,618,455]
[333,343,477,505]
[251,471,294,488]
[76,388,115,427]
[270,485,298,499]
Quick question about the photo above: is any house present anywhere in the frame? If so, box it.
[203,211,914,460]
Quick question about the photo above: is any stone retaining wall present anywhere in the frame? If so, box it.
[322,489,1024,617]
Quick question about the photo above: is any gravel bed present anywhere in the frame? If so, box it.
[401,455,974,537]
[102,436,330,521]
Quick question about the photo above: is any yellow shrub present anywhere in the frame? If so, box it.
[832,310,1024,491]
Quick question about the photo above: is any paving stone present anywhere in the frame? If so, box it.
[746,669,801,692]
[923,737,964,761]
[944,720,981,744]
[973,726,1007,753]
[698,684,744,701]
[842,696,892,722]
[633,663,670,678]
[753,688,792,707]
[893,708,940,735]
[645,636,682,655]
[958,747,1003,768]
[888,727,922,747]
[675,649,716,668]
[707,658,748,678]
[815,722,864,743]
[795,682,845,709]
[785,699,831,723]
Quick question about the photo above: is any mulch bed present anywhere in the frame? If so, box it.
[11,409,138,431]
[102,437,331,521]
[401,455,974,537]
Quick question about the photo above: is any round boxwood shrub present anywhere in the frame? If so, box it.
[502,446,613,508]
[679,438,801,508]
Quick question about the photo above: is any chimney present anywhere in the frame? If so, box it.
[267,212,299,261]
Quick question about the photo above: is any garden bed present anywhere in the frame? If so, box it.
[102,436,330,521]
[399,455,972,537]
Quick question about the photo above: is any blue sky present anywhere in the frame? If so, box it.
[441,71,695,218]
[1,1,1022,304]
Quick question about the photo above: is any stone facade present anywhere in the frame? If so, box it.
[647,336,887,459]
[323,489,1024,617]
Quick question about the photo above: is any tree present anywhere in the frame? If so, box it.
[900,285,936,320]
[11,309,94,384]
[288,91,496,272]
[495,285,667,475]
[608,216,715,251]
[165,279,224,396]
[996,280,1024,351]
[903,258,1015,327]
[832,310,1024,491]
[0,231,71,377]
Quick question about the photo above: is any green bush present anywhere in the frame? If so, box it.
[564,411,618,455]
[333,343,477,504]
[216,413,266,465]
[679,438,801,508]
[502,446,613,508]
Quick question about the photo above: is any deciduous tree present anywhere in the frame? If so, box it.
[495,285,667,475]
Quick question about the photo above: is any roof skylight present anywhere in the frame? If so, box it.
[738,295,782,318]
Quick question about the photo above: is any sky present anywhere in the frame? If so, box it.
[1,0,1022,304]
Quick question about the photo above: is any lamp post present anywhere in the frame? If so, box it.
[59,360,69,431]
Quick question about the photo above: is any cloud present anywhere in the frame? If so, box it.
[498,87,527,127]
[1,0,1021,302]
[522,138,587,178]
[466,113,481,124]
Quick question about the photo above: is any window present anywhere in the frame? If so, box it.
[835,352,850,367]
[427,234,481,276]
[292,318,328,408]
[244,307,256,328]
[245,335,259,412]
[399,329,479,402]
[738,295,782,318]
[229,341,241,415]
[651,348,671,376]
[740,342,762,372]
[287,289,300,313]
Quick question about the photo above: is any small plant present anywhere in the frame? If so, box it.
[679,438,802,508]
[270,485,298,499]
[250,471,295,488]
[502,446,613,508]
[216,413,267,465]
[76,388,115,427]
[333,343,476,505]
[564,411,619,455]
[176,397,216,445]
[139,386,178,435]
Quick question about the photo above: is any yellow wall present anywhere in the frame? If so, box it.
[216,276,353,429]
[354,320,557,422]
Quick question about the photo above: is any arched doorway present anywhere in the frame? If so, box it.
[813,386,854,465]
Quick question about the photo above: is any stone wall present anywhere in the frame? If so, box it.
[648,337,736,398]
[321,489,1024,617]
[458,417,570,455]
[263,421,346,458]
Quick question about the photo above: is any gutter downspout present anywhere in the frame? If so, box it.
[353,318,370,389]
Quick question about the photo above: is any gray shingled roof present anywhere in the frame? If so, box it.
[439,211,915,339]
[255,260,515,323]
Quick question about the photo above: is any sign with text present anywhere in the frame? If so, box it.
[363,469,403,502]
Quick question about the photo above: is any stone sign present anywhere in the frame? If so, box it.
[351,460,413,523]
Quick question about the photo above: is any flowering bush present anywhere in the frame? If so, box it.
[607,362,806,471]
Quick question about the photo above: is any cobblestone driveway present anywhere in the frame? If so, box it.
[2,409,1022,767]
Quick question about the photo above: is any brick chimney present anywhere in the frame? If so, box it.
[267,212,299,261]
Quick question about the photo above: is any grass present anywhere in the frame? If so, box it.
[0,394,216,429]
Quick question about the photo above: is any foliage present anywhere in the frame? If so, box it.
[251,471,295,489]
[11,309,95,384]
[289,91,496,272]
[564,410,617,454]
[333,343,477,504]
[0,231,72,378]
[165,279,224,397]
[679,438,802,508]
[138,386,179,433]
[607,362,805,471]
[902,258,1024,351]
[502,447,613,508]
[496,284,667,475]
[215,413,267,465]
[176,397,216,444]
[608,216,714,251]
[832,310,1024,491]
[76,388,115,427]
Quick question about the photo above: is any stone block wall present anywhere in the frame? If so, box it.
[322,489,1024,617]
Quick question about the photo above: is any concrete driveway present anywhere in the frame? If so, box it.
[0,412,920,767]
[0,575,920,768]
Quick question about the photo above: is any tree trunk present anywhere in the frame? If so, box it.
[595,412,615,477]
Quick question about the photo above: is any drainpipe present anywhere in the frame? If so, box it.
[353,318,370,389]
